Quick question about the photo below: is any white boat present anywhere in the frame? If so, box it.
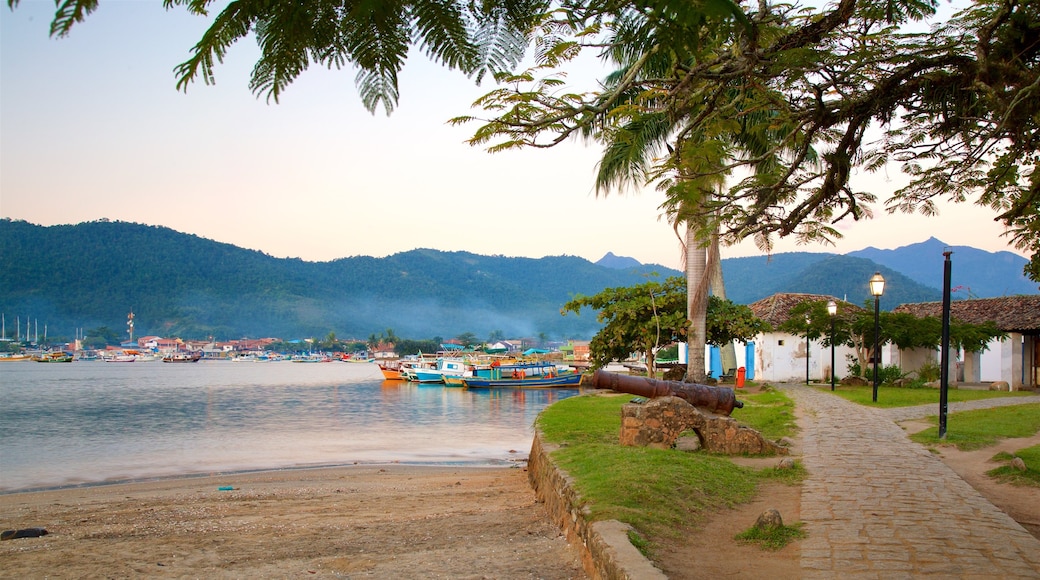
[410,358,471,383]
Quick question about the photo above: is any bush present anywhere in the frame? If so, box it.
[847,362,904,385]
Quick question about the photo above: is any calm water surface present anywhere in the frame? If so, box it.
[0,361,579,493]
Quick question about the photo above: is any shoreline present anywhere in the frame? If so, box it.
[0,457,529,497]
[1,463,586,578]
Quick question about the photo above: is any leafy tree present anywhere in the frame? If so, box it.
[562,276,688,378]
[393,338,440,356]
[563,276,764,378]
[456,0,1040,281]
[487,329,505,343]
[705,295,768,347]
[455,332,478,347]
[780,299,1006,378]
[84,325,121,347]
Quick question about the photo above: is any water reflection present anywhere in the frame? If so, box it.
[0,362,580,492]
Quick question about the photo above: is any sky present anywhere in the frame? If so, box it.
[0,1,1027,272]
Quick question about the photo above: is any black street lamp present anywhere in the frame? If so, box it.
[827,300,837,391]
[869,272,886,402]
[805,314,811,385]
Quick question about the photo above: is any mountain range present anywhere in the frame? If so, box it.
[1,220,1034,341]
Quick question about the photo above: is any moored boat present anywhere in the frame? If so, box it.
[162,352,202,363]
[461,372,583,389]
[377,361,406,380]
[0,353,32,362]
[411,358,470,383]
[31,352,74,363]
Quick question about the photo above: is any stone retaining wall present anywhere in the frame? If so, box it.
[528,431,667,580]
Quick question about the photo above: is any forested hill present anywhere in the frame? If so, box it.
[0,220,673,341]
[5,220,1023,342]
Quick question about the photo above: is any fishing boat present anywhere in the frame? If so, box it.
[103,354,137,363]
[411,358,470,383]
[0,353,31,362]
[32,352,74,363]
[442,375,466,387]
[462,371,583,389]
[377,360,406,380]
[162,352,202,363]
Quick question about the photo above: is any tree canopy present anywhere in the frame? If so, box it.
[15,0,1038,279]
[454,0,1040,281]
[562,276,765,377]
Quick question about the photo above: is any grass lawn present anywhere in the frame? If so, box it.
[536,390,802,554]
[909,403,1040,450]
[822,384,1036,408]
[988,444,1040,487]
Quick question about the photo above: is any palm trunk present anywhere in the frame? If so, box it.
[685,225,708,382]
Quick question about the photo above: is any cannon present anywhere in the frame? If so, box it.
[590,370,743,416]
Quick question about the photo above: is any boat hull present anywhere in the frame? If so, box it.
[462,373,583,389]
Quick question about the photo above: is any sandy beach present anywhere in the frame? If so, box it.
[0,464,587,579]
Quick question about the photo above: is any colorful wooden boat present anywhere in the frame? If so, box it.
[462,372,583,389]
[378,361,405,380]
[32,352,74,363]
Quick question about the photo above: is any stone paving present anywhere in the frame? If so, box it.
[781,385,1040,579]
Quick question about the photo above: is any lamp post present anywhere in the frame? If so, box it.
[827,300,837,391]
[869,272,886,403]
[805,314,811,385]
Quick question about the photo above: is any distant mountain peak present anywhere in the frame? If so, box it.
[596,252,643,270]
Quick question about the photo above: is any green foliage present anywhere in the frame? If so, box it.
[562,276,689,372]
[14,0,543,116]
[0,220,677,340]
[910,403,1040,451]
[988,445,1040,488]
[563,276,767,372]
[705,295,769,347]
[735,522,806,551]
[459,0,1040,280]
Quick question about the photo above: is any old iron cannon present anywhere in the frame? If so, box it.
[591,370,743,416]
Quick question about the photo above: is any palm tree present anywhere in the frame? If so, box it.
[584,5,803,382]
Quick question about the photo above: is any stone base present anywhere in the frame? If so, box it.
[620,396,787,455]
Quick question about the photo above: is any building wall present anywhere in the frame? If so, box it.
[751,331,857,383]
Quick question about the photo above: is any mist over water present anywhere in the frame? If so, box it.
[0,361,578,493]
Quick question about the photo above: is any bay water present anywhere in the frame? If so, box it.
[0,361,579,493]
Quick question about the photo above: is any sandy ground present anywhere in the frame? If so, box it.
[0,465,586,579]
[2,416,1035,579]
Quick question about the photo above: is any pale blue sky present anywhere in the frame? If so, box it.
[1,1,1025,269]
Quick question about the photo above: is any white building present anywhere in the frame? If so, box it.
[893,296,1040,390]
[746,293,862,383]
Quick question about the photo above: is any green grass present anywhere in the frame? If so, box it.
[537,393,804,551]
[735,521,806,550]
[825,385,1035,408]
[987,444,1040,487]
[735,387,798,440]
[909,403,1040,450]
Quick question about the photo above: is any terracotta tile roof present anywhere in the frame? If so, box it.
[748,293,863,327]
[893,295,1040,333]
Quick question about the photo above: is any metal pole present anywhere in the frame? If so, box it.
[805,319,811,386]
[939,251,952,438]
[830,316,836,391]
[872,295,880,403]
